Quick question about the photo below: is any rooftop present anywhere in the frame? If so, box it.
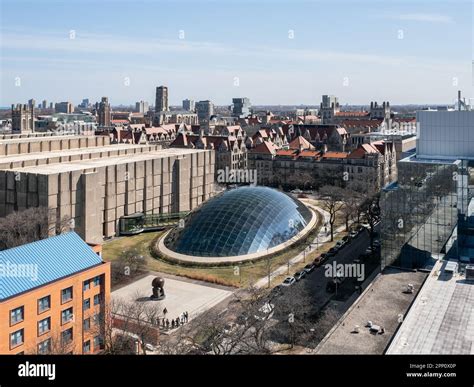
[0,143,155,165]
[387,260,474,354]
[315,267,427,354]
[0,232,104,300]
[5,147,208,175]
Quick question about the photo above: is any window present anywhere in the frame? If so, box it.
[93,276,101,287]
[10,329,24,348]
[93,335,103,350]
[83,318,91,331]
[83,340,91,354]
[38,317,51,335]
[93,313,101,325]
[61,307,74,324]
[83,298,90,311]
[38,296,51,313]
[61,328,73,346]
[38,339,51,354]
[61,287,73,304]
[83,280,90,291]
[10,306,24,325]
[93,294,101,306]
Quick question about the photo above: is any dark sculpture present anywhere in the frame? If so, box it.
[150,277,166,300]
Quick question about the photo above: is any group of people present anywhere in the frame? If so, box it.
[160,308,189,330]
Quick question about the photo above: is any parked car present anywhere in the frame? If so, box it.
[313,255,323,266]
[349,230,358,238]
[328,247,338,254]
[373,240,381,248]
[293,271,307,281]
[303,263,316,274]
[342,235,350,242]
[326,250,337,258]
[335,240,346,249]
[282,277,296,287]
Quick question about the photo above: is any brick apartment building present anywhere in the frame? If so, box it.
[0,232,110,354]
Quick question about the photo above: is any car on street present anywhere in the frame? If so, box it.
[282,276,296,286]
[335,240,346,249]
[325,250,337,258]
[349,230,358,238]
[293,271,307,281]
[313,255,323,266]
[303,263,316,274]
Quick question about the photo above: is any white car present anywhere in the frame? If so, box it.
[282,276,296,286]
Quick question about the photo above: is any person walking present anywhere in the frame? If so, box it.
[171,319,175,329]
[176,317,180,327]
[166,319,170,330]
[163,307,168,317]
[184,311,189,323]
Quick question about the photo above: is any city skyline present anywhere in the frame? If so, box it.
[1,0,473,106]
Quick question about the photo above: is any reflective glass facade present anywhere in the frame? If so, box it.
[165,186,312,257]
[381,157,473,268]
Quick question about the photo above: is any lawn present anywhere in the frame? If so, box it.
[101,210,347,289]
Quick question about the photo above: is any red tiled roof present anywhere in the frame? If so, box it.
[250,141,279,155]
[335,111,370,117]
[288,136,315,150]
[322,151,348,159]
[348,143,380,159]
[276,149,297,158]
[339,119,382,128]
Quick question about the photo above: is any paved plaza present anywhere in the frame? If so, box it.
[388,260,474,354]
[112,274,234,323]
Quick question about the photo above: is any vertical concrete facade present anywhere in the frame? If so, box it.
[0,140,215,244]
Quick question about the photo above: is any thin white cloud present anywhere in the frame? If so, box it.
[393,13,453,23]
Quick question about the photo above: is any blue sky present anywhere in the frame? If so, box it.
[0,0,472,106]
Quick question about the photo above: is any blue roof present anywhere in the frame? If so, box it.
[0,232,103,301]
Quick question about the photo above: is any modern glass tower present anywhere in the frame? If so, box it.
[381,108,474,269]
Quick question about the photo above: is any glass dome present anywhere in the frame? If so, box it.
[165,186,312,257]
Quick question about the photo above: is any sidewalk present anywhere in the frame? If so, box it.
[254,203,348,288]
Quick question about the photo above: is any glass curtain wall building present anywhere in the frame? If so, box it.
[381,109,474,269]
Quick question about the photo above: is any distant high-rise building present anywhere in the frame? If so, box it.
[49,102,54,110]
[55,101,73,114]
[182,99,195,112]
[155,86,169,113]
[28,99,36,109]
[135,100,149,113]
[232,97,251,118]
[98,97,111,127]
[79,98,90,109]
[320,95,340,123]
[41,100,47,109]
[196,100,214,129]
[11,104,34,133]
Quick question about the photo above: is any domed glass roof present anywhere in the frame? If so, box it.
[165,186,312,257]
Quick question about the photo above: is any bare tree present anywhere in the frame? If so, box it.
[341,188,363,231]
[0,207,72,250]
[360,190,381,245]
[101,294,162,355]
[319,185,345,241]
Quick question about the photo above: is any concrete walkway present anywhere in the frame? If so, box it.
[254,203,348,289]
